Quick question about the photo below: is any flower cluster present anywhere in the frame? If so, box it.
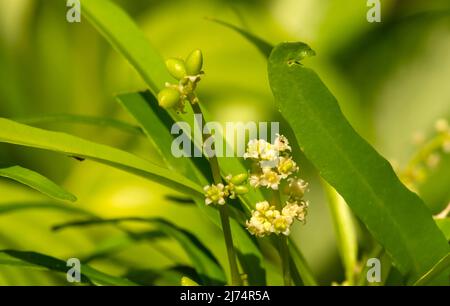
[245,135,297,190]
[203,173,249,206]
[246,200,308,237]
[245,135,309,237]
[157,49,203,113]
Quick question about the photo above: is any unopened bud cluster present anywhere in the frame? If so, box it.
[158,49,203,113]
[244,134,309,237]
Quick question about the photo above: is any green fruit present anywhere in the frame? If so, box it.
[166,58,187,80]
[185,49,203,75]
[157,88,180,109]
[230,173,248,185]
[235,185,249,195]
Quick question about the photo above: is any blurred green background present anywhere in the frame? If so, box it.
[0,0,449,285]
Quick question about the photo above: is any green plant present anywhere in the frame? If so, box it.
[0,0,449,286]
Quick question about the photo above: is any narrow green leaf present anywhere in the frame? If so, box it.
[82,0,173,94]
[322,181,358,284]
[207,18,273,57]
[52,217,226,285]
[413,253,450,286]
[268,42,450,283]
[0,250,137,286]
[0,118,203,198]
[0,166,76,202]
[16,114,143,135]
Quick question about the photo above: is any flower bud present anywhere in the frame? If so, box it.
[185,49,203,75]
[166,58,187,80]
[234,185,249,195]
[284,178,308,199]
[230,173,248,185]
[157,88,180,109]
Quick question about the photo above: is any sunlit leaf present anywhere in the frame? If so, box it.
[0,118,203,198]
[0,166,76,202]
[82,0,173,94]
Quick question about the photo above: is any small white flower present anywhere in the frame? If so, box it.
[277,156,299,178]
[259,167,282,190]
[273,215,293,236]
[283,200,308,223]
[203,183,226,205]
[273,134,291,152]
[244,139,279,162]
[255,201,270,212]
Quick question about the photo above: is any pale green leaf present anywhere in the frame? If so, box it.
[0,166,76,202]
[0,118,203,198]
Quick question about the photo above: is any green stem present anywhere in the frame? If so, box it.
[191,102,242,286]
[272,191,291,286]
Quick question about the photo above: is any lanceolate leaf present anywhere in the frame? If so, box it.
[268,42,450,283]
[0,166,76,202]
[0,250,137,286]
[0,118,203,198]
[52,217,226,285]
[82,0,173,94]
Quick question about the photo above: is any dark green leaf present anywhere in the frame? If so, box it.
[268,42,450,283]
